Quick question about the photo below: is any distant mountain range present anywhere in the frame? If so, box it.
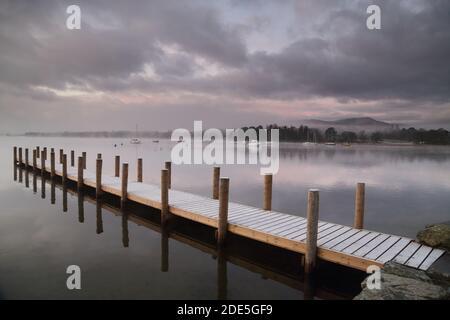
[298,117,399,133]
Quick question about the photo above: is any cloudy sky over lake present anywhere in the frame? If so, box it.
[1,0,449,133]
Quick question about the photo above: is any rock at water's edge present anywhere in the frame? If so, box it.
[417,222,450,251]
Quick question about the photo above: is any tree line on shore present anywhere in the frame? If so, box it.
[242,125,450,145]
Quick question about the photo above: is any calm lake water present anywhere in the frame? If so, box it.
[1,136,449,299]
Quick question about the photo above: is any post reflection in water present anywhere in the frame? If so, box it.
[41,175,46,199]
[78,192,84,223]
[32,171,37,194]
[18,166,23,183]
[51,180,55,205]
[25,169,29,188]
[121,211,129,248]
[161,225,169,272]
[96,199,103,234]
[62,185,68,213]
[13,163,17,181]
[303,274,316,300]
[217,249,228,300]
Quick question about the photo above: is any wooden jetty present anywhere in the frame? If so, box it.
[14,146,445,273]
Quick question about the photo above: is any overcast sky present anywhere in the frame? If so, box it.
[1,0,449,133]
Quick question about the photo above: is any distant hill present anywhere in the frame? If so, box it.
[298,117,398,133]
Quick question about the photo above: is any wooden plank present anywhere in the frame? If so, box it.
[393,242,421,264]
[377,238,411,263]
[252,215,299,231]
[330,230,371,252]
[317,227,352,246]
[419,248,445,271]
[246,214,293,230]
[322,229,361,249]
[234,211,283,226]
[406,245,433,268]
[352,234,390,257]
[288,222,328,240]
[295,223,337,241]
[342,232,379,254]
[365,236,400,260]
[269,218,307,235]
[257,216,302,233]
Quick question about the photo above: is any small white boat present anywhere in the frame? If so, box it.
[130,138,141,144]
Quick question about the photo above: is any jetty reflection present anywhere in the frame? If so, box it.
[15,165,363,300]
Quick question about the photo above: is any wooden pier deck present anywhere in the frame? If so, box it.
[17,149,445,273]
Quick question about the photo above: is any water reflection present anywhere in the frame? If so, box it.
[63,185,68,212]
[78,192,84,223]
[122,211,129,248]
[96,199,103,234]
[161,225,169,272]
[217,249,227,300]
[51,180,55,205]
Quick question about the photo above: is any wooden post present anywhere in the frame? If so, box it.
[212,166,220,199]
[161,169,169,225]
[50,151,55,179]
[96,158,102,198]
[115,156,120,177]
[41,150,45,176]
[43,147,47,160]
[97,153,102,159]
[82,152,87,169]
[59,149,63,164]
[305,189,319,274]
[18,147,22,166]
[217,177,230,246]
[13,146,17,166]
[165,161,172,189]
[263,174,273,211]
[62,154,67,184]
[70,150,75,167]
[25,148,29,167]
[137,158,143,182]
[77,156,84,191]
[36,146,40,158]
[121,163,128,208]
[354,183,365,229]
[33,149,37,171]
[50,148,54,154]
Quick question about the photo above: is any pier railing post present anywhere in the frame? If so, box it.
[97,153,102,159]
[18,147,22,166]
[62,154,67,184]
[33,149,37,172]
[59,149,63,164]
[305,189,319,274]
[43,147,47,160]
[25,148,29,167]
[70,150,75,167]
[165,161,172,189]
[41,150,46,176]
[13,146,17,166]
[161,169,169,225]
[354,183,365,229]
[96,158,102,198]
[115,156,120,177]
[36,146,40,159]
[212,166,220,199]
[77,156,84,191]
[82,152,87,169]
[50,151,55,179]
[217,177,230,246]
[121,163,128,208]
[263,174,273,211]
[137,158,143,182]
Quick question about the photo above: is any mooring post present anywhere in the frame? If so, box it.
[59,149,63,164]
[18,147,22,166]
[212,166,220,199]
[70,150,75,167]
[62,154,67,185]
[263,174,273,211]
[25,148,29,167]
[165,161,172,189]
[354,182,365,229]
[137,158,143,182]
[77,156,84,191]
[115,156,120,177]
[50,151,55,179]
[40,150,46,176]
[161,169,169,225]
[43,147,47,160]
[36,146,40,159]
[217,177,230,246]
[97,153,102,160]
[82,152,87,169]
[121,163,128,208]
[305,189,319,274]
[50,148,54,154]
[33,149,37,172]
[13,146,17,166]
[96,158,102,198]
